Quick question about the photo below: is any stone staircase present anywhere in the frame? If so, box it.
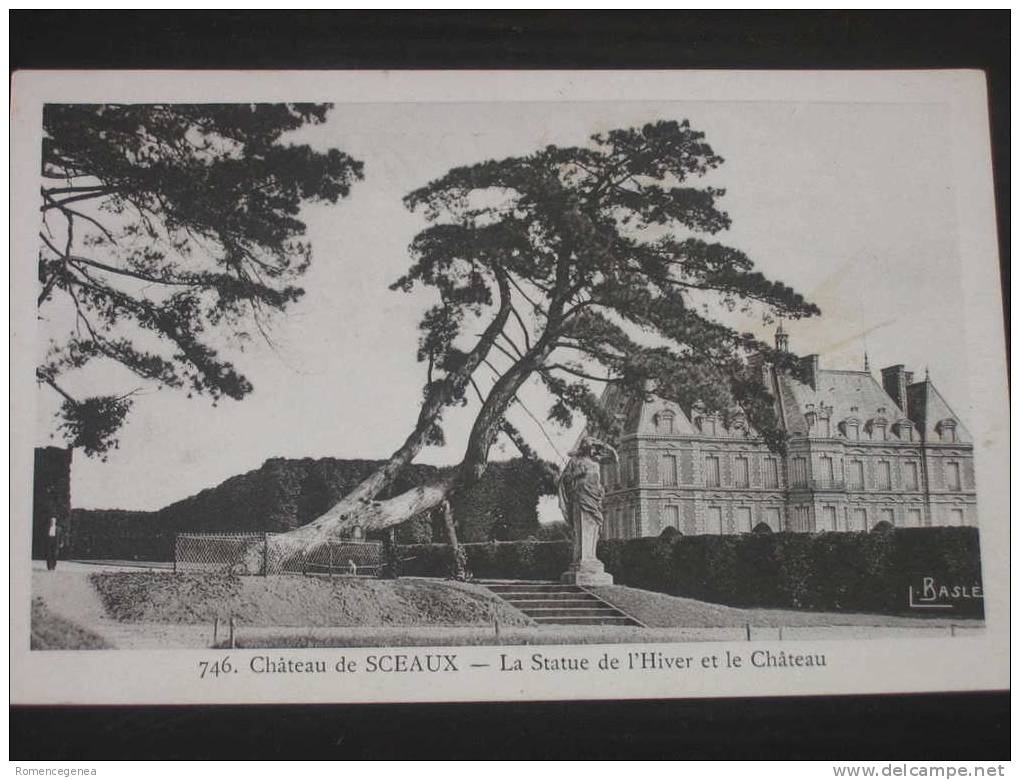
[480,581,643,627]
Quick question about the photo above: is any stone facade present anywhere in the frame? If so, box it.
[596,329,977,538]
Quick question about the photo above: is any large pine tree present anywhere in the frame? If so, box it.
[286,119,818,550]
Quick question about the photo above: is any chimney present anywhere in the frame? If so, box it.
[802,354,820,390]
[881,364,909,417]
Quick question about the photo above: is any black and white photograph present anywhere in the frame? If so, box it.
[10,69,1008,708]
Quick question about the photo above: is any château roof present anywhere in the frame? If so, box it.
[590,359,970,445]
[776,369,902,436]
[907,379,973,443]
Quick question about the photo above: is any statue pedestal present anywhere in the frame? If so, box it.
[561,559,614,586]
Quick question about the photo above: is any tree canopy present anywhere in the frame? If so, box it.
[37,103,363,457]
[294,118,819,546]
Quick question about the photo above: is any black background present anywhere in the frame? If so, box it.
[10,10,1009,760]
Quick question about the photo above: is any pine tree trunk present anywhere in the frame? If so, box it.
[281,271,514,546]
[280,338,553,554]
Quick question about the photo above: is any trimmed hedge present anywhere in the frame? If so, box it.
[400,541,572,581]
[597,527,983,617]
[403,528,983,617]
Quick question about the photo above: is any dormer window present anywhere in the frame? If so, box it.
[840,417,861,441]
[695,416,717,436]
[655,410,675,435]
[730,416,748,437]
[893,420,915,441]
[936,419,957,443]
[867,417,888,441]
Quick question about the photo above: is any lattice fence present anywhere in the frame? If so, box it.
[173,532,384,576]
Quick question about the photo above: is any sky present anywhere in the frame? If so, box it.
[35,98,970,511]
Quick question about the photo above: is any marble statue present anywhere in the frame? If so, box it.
[558,435,617,585]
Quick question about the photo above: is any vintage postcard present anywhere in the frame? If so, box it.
[9,69,1008,705]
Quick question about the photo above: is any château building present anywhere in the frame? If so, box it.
[596,327,977,538]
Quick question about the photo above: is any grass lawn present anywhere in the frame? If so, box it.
[31,597,112,650]
[591,585,983,629]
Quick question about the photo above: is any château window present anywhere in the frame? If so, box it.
[906,508,923,528]
[663,504,681,531]
[852,507,867,531]
[877,461,892,490]
[662,454,678,486]
[791,456,808,487]
[848,460,865,490]
[704,456,721,487]
[820,455,835,486]
[697,417,717,436]
[656,411,675,435]
[947,462,961,491]
[734,457,750,488]
[950,508,965,527]
[764,507,782,532]
[820,506,836,532]
[793,506,811,533]
[819,417,831,438]
[879,508,895,528]
[705,507,723,535]
[763,457,780,489]
[904,462,919,491]
[937,420,958,443]
[735,506,752,534]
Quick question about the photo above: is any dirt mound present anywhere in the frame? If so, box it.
[91,572,531,628]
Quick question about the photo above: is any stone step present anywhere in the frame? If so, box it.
[531,615,638,626]
[503,598,604,609]
[519,607,622,618]
[495,592,603,602]
[479,579,643,627]
[484,584,584,594]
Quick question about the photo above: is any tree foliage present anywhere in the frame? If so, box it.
[297,118,820,546]
[37,103,363,457]
[398,119,818,458]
